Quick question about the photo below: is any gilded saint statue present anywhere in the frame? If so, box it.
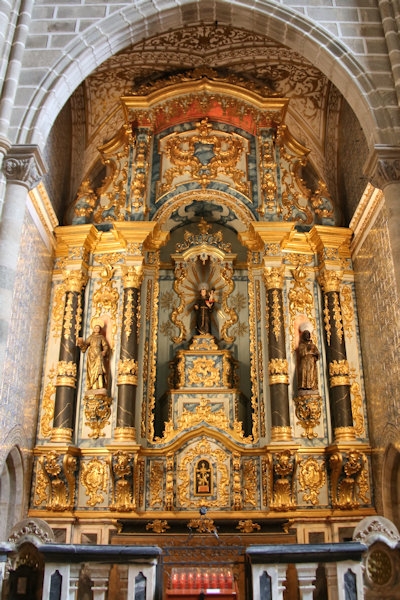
[77,321,109,392]
[297,329,320,393]
[194,287,215,335]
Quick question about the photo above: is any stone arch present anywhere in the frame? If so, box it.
[382,443,400,529]
[0,445,25,540]
[15,1,388,150]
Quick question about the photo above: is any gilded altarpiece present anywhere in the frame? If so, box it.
[29,73,374,557]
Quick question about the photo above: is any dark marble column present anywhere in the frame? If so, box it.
[51,271,86,443]
[115,265,143,442]
[319,270,355,442]
[265,266,292,442]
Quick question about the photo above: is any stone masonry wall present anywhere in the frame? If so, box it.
[353,205,400,513]
[7,0,399,150]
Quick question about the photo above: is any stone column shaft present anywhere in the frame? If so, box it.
[265,267,291,441]
[319,271,354,442]
[115,267,142,441]
[0,146,45,387]
[52,271,86,443]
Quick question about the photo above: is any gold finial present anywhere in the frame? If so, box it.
[198,217,212,235]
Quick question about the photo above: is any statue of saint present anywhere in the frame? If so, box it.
[77,322,109,392]
[297,329,320,392]
[193,287,215,335]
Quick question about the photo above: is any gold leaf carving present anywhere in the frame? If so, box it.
[40,368,56,438]
[80,458,108,506]
[187,357,220,387]
[299,457,325,505]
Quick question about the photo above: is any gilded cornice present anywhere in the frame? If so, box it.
[249,222,295,248]
[121,76,289,132]
[55,224,101,257]
[307,226,352,261]
[112,221,159,250]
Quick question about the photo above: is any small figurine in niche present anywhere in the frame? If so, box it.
[194,287,215,335]
[77,320,109,392]
[297,329,320,393]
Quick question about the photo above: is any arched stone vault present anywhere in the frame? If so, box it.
[13,0,393,154]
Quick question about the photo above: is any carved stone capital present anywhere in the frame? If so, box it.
[364,145,400,190]
[2,145,46,189]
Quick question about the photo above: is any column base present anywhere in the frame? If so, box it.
[271,426,293,442]
[50,427,73,443]
[334,426,356,443]
[114,426,136,442]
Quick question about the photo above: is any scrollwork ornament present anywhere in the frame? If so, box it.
[80,458,108,506]
[110,451,135,511]
[149,461,164,507]
[287,259,316,350]
[35,451,77,511]
[187,357,220,387]
[146,519,170,534]
[123,289,134,339]
[232,452,243,510]
[237,520,261,533]
[270,450,297,510]
[84,395,112,439]
[271,289,282,341]
[350,368,365,437]
[243,459,257,507]
[331,291,344,342]
[299,457,325,505]
[340,284,355,339]
[40,367,56,438]
[323,294,331,346]
[294,395,322,439]
[62,292,74,341]
[329,450,367,509]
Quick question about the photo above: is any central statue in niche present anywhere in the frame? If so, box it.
[194,287,215,335]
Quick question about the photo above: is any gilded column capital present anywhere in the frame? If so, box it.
[318,270,343,293]
[2,145,46,189]
[329,359,350,387]
[364,144,400,190]
[62,269,88,292]
[117,358,138,385]
[264,266,285,290]
[268,358,289,384]
[121,264,143,289]
[55,360,77,388]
